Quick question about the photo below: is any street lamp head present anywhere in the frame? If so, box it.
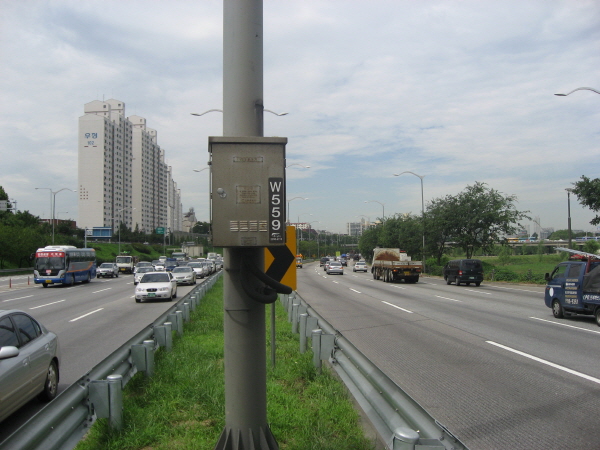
[190,109,224,117]
[264,109,288,116]
[554,87,600,97]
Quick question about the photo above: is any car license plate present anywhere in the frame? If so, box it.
[45,280,52,284]
[148,293,156,297]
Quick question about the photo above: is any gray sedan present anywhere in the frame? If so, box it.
[0,310,60,423]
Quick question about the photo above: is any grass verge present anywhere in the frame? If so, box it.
[75,278,376,450]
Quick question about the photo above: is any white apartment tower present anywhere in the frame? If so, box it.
[78,99,182,234]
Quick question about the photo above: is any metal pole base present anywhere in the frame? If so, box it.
[214,425,279,450]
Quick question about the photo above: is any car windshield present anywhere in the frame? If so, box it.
[141,273,170,283]
[173,267,191,273]
[330,262,342,267]
[188,263,201,268]
[137,267,153,273]
[100,263,113,268]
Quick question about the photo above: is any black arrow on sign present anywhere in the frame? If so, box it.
[266,245,295,283]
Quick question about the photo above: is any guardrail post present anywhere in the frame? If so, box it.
[291,303,299,334]
[155,322,173,352]
[175,311,184,335]
[107,374,123,430]
[391,427,421,450]
[168,312,182,337]
[299,313,308,353]
[143,339,155,376]
[182,302,190,322]
[312,329,322,372]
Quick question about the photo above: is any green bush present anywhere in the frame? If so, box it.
[131,243,152,255]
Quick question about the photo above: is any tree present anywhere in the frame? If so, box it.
[451,182,529,258]
[192,221,210,234]
[571,176,600,226]
[424,194,460,264]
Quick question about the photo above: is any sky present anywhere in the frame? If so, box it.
[1,0,599,235]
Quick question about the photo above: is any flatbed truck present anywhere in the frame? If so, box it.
[371,248,422,283]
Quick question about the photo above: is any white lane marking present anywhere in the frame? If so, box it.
[488,285,543,293]
[69,308,104,322]
[350,288,362,294]
[3,295,34,303]
[464,288,491,294]
[332,281,339,284]
[382,301,413,313]
[92,288,112,294]
[530,317,600,335]
[30,300,65,310]
[391,285,406,290]
[435,295,462,302]
[487,341,600,385]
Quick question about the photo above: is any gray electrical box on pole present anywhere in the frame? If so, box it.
[209,136,287,248]
[214,1,287,449]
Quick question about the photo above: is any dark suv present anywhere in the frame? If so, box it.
[443,259,483,286]
[320,257,330,267]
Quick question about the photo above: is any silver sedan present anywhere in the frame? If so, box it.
[0,310,61,423]
[135,272,177,302]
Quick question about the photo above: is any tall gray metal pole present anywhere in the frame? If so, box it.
[215,0,278,449]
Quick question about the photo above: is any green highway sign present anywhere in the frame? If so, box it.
[156,227,165,234]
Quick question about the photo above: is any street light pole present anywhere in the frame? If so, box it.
[37,187,76,245]
[286,196,307,224]
[566,188,572,248]
[364,200,385,221]
[117,207,135,254]
[394,171,426,265]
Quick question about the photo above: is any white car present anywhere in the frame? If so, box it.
[134,261,153,273]
[353,261,368,272]
[172,266,197,285]
[133,267,154,285]
[97,262,119,278]
[135,272,177,303]
[188,262,206,278]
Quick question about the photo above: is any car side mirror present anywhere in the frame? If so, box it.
[544,273,550,282]
[0,346,20,360]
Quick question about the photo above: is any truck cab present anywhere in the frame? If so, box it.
[545,250,600,326]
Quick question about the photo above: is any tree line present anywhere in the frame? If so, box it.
[1,176,599,269]
[358,178,600,264]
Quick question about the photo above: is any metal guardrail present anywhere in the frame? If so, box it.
[0,268,33,274]
[281,292,468,450]
[0,271,222,450]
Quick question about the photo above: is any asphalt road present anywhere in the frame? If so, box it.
[299,262,600,450]
[0,272,200,442]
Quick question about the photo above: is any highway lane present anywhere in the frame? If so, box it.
[299,263,600,450]
[0,273,200,440]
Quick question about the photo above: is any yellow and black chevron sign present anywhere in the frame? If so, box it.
[265,225,296,290]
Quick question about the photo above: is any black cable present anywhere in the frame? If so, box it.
[240,253,292,304]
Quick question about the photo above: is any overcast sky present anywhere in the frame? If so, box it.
[1,0,599,235]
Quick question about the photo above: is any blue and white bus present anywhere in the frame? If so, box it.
[34,246,97,287]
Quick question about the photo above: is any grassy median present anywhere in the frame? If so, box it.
[76,278,376,450]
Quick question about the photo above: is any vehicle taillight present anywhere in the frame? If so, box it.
[458,270,463,276]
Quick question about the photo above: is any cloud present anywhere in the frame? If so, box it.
[1,0,599,233]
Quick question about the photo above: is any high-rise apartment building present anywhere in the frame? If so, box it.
[78,99,183,235]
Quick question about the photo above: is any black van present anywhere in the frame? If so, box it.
[443,259,484,286]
